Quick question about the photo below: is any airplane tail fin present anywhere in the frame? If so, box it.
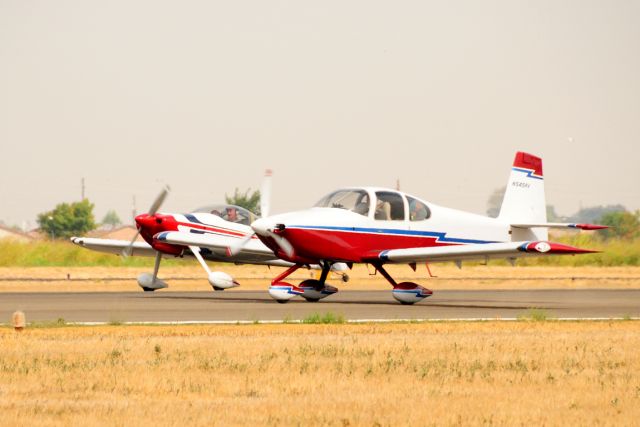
[498,152,548,241]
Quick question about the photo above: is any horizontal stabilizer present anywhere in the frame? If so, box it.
[511,223,608,230]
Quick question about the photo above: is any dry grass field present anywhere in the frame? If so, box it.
[0,264,639,292]
[0,321,638,426]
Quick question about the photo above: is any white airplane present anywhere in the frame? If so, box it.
[71,171,348,292]
[156,152,606,304]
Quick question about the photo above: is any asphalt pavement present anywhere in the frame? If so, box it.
[1,289,638,323]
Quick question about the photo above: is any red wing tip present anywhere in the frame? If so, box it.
[575,224,609,231]
[521,241,600,254]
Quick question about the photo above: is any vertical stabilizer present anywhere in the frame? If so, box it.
[498,152,548,241]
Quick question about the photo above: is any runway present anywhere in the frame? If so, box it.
[1,289,638,323]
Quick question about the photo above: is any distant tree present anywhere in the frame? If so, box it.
[598,211,640,240]
[569,204,627,224]
[486,186,506,218]
[546,205,560,222]
[225,188,261,215]
[101,210,122,229]
[37,199,96,239]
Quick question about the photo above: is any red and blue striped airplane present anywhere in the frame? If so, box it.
[157,152,604,304]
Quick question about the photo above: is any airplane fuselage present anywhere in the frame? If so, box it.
[252,188,512,264]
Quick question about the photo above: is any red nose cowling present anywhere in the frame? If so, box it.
[135,213,183,256]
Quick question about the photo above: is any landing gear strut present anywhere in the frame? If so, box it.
[137,251,168,292]
[372,263,432,305]
[298,261,338,302]
[268,264,305,303]
[268,261,339,303]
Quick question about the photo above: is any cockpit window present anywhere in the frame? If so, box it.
[375,191,405,221]
[314,190,370,216]
[192,204,257,225]
[406,196,431,221]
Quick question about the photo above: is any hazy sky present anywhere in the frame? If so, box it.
[1,1,638,228]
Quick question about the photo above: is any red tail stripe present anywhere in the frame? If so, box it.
[513,151,543,176]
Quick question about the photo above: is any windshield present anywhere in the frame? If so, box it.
[314,190,370,216]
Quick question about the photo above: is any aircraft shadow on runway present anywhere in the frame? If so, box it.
[140,293,547,310]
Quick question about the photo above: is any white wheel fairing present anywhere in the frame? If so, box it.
[137,273,168,291]
[298,279,338,301]
[268,283,303,301]
[208,271,239,289]
[391,282,432,305]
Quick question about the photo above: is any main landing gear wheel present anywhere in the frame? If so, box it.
[299,279,338,302]
[267,264,340,303]
[141,287,156,292]
[372,263,433,304]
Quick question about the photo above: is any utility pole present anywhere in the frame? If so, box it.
[132,195,137,224]
[396,178,400,191]
[81,177,85,200]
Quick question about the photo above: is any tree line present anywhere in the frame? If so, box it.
[30,187,637,240]
[36,188,261,239]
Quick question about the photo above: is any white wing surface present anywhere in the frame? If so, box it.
[70,237,157,257]
[154,231,292,266]
[369,241,597,264]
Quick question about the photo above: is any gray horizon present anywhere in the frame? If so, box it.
[1,0,638,229]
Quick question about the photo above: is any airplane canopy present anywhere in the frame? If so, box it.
[192,204,258,225]
[314,188,431,221]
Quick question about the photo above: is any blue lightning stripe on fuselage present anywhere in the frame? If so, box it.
[288,225,495,245]
[512,167,543,180]
[184,214,204,224]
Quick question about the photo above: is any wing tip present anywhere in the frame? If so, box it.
[572,223,609,231]
[519,241,600,254]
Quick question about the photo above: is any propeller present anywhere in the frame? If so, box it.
[121,185,171,258]
[227,169,295,258]
[226,232,254,257]
[268,227,294,258]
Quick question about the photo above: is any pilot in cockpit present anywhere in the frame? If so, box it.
[224,207,239,222]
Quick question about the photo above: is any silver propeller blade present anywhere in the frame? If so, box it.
[121,229,141,258]
[270,231,294,258]
[227,171,272,257]
[148,185,171,216]
[227,232,255,257]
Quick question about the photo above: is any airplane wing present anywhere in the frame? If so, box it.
[70,237,158,257]
[365,241,597,265]
[154,231,292,266]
